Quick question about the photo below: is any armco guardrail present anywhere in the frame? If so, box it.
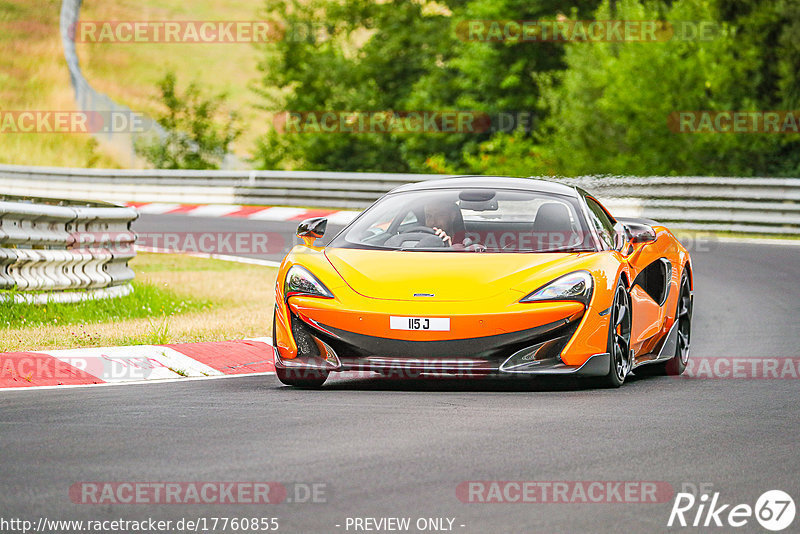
[559,176,800,235]
[0,164,798,235]
[0,165,430,209]
[0,194,138,303]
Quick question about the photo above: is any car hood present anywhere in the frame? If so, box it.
[324,248,596,302]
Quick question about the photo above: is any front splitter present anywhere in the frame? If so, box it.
[334,353,611,377]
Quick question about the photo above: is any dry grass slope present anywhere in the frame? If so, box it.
[0,253,277,352]
[0,0,119,167]
[0,0,268,167]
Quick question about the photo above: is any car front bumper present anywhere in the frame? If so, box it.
[273,299,611,377]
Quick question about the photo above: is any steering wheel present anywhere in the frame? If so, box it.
[400,225,437,235]
[384,225,446,248]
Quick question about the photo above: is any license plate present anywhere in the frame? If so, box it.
[390,316,450,331]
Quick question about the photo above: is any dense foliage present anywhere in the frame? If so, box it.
[253,0,800,176]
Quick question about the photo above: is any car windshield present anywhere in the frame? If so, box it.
[329,188,596,252]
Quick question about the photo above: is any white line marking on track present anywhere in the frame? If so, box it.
[133,203,182,214]
[247,207,308,221]
[45,345,223,382]
[185,204,242,217]
[325,211,360,225]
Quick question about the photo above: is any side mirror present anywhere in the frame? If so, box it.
[628,223,656,244]
[620,222,656,255]
[297,217,327,246]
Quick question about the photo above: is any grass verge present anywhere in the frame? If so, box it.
[0,252,277,352]
[0,282,208,330]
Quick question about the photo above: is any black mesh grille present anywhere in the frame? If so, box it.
[290,313,321,358]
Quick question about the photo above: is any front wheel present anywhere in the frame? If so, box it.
[595,280,632,388]
[273,308,329,388]
[276,366,329,388]
[667,270,692,375]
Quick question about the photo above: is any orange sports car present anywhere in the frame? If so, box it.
[272,177,693,388]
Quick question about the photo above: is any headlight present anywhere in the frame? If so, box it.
[520,271,593,305]
[284,265,334,299]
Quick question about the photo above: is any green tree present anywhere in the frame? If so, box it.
[253,0,800,177]
[468,0,800,177]
[404,0,601,172]
[712,0,800,174]
[136,73,241,170]
[253,0,601,173]
[254,0,453,172]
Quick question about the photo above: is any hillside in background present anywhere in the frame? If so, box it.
[0,0,118,167]
[4,0,799,177]
[1,0,266,168]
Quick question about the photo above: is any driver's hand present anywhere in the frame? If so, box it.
[432,227,452,246]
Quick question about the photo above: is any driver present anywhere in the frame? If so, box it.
[424,199,461,246]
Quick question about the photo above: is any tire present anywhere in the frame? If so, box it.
[272,308,329,388]
[595,280,632,388]
[276,366,329,388]
[635,269,692,377]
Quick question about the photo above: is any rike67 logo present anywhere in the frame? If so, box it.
[668,489,795,531]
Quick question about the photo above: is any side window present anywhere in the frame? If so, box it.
[398,211,418,229]
[361,213,398,240]
[585,197,615,249]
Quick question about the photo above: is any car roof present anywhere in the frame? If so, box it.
[388,176,581,197]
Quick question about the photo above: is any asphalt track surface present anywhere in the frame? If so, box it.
[1,214,799,533]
